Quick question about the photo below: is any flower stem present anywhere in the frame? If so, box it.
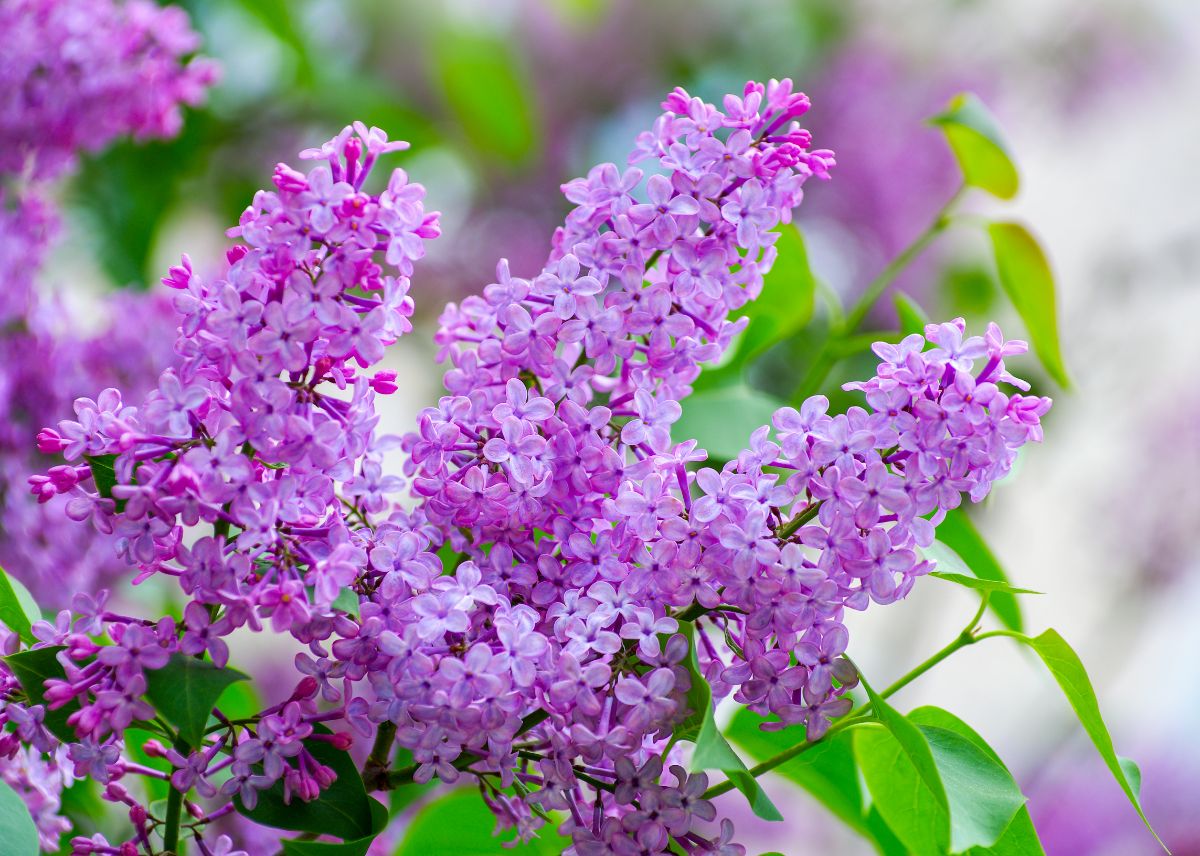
[163,783,183,855]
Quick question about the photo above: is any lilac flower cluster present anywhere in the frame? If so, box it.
[0,0,217,180]
[0,5,214,847]
[7,123,438,854]
[6,81,1052,855]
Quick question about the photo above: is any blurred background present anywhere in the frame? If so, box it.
[5,0,1200,852]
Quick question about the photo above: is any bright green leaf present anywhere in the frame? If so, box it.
[143,654,246,749]
[671,622,711,746]
[433,30,539,167]
[929,94,1019,199]
[987,221,1070,387]
[0,780,39,856]
[692,705,782,821]
[860,677,947,813]
[333,589,361,618]
[674,385,784,462]
[919,726,1027,852]
[1013,629,1166,851]
[936,510,1025,632]
[3,646,78,742]
[854,725,949,856]
[238,730,381,842]
[893,291,931,338]
[0,566,40,645]
[907,707,1045,856]
[395,788,570,854]
[728,709,901,848]
[735,225,817,363]
[928,571,1041,598]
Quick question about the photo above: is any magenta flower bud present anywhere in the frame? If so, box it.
[36,428,68,453]
[291,676,319,701]
[369,370,398,395]
[141,739,168,759]
[128,804,146,825]
[161,254,193,289]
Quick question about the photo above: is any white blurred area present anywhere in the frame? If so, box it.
[31,0,1200,851]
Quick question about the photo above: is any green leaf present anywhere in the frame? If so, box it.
[238,731,381,842]
[280,799,389,856]
[986,222,1069,387]
[84,453,120,501]
[893,291,931,338]
[3,646,78,742]
[854,725,948,856]
[674,385,784,462]
[142,654,246,749]
[695,225,818,394]
[1012,629,1166,851]
[0,566,40,645]
[332,589,361,618]
[928,571,1041,598]
[735,225,817,363]
[395,788,571,854]
[670,622,711,746]
[691,705,782,821]
[0,780,39,856]
[728,709,891,844]
[919,726,1027,852]
[433,29,539,167]
[935,510,1025,632]
[855,678,950,854]
[907,707,1044,856]
[929,93,1019,199]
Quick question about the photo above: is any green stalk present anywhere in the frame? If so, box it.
[162,783,183,855]
[793,183,966,398]
[702,594,992,799]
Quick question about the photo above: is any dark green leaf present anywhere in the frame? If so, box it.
[936,510,1025,632]
[691,705,782,821]
[394,787,571,854]
[893,291,931,338]
[0,780,39,856]
[143,654,246,749]
[929,94,1019,199]
[280,799,388,856]
[3,646,78,742]
[906,708,1045,856]
[1012,629,1165,851]
[433,30,538,167]
[85,454,120,502]
[237,732,380,842]
[0,566,40,645]
[987,222,1070,387]
[674,385,784,462]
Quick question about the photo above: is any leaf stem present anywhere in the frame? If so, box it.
[702,593,993,800]
[793,182,966,398]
